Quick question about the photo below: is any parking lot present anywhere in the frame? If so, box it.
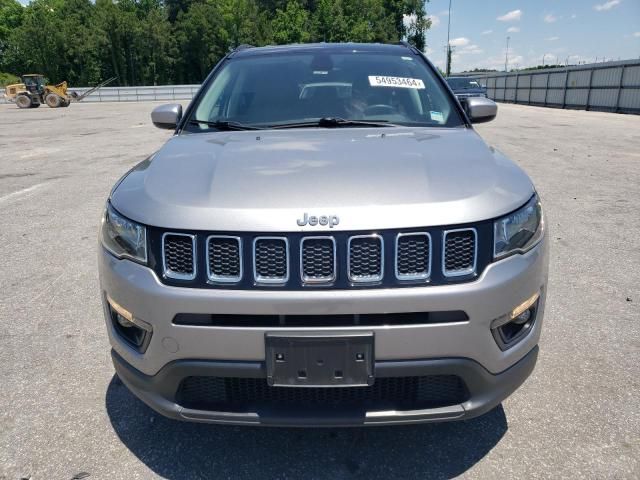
[0,101,638,479]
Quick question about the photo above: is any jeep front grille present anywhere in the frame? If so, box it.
[348,235,383,283]
[301,237,336,283]
[396,233,431,280]
[156,224,486,289]
[253,237,289,284]
[207,236,242,283]
[443,229,477,277]
[162,233,196,280]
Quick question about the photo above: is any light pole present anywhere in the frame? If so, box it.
[504,36,510,72]
[445,0,452,76]
[542,54,547,67]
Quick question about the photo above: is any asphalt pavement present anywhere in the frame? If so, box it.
[0,101,638,479]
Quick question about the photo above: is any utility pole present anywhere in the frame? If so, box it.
[504,36,510,72]
[445,0,452,76]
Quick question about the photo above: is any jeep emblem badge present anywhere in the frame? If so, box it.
[297,213,340,228]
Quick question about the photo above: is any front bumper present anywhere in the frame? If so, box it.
[99,238,548,376]
[100,237,548,425]
[112,345,538,426]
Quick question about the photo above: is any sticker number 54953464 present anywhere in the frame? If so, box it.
[368,76,426,89]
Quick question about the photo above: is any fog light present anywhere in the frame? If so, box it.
[491,292,540,351]
[510,292,539,321]
[106,295,133,322]
[106,294,152,352]
[512,309,531,325]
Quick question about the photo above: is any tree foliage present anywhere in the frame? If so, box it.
[0,0,432,86]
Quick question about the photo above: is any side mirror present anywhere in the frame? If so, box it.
[151,103,182,130]
[464,97,497,124]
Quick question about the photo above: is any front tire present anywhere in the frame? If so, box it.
[45,93,62,108]
[16,95,32,109]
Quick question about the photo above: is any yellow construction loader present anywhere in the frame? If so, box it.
[4,74,117,108]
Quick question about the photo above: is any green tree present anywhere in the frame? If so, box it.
[0,71,19,86]
[173,1,229,82]
[7,0,69,81]
[403,0,430,51]
[272,1,310,44]
[0,0,433,86]
[0,0,24,73]
[312,0,348,42]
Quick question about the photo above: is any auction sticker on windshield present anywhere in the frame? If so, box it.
[368,76,425,89]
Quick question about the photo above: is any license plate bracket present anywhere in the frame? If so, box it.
[266,332,374,387]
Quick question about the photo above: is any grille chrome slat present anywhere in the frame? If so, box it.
[442,228,477,277]
[347,234,384,283]
[300,236,336,284]
[206,235,242,283]
[162,233,197,280]
[253,237,289,284]
[395,232,432,281]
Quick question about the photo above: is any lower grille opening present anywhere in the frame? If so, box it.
[173,310,469,327]
[177,375,469,412]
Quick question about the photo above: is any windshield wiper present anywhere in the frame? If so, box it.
[270,117,396,129]
[189,119,263,131]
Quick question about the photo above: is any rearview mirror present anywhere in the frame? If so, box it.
[464,97,497,124]
[151,103,182,130]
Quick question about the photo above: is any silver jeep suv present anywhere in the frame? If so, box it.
[99,43,548,426]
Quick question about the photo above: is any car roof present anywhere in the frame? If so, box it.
[231,42,413,58]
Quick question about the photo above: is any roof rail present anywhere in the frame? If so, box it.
[397,40,420,54]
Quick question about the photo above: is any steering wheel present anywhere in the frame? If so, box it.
[363,104,396,116]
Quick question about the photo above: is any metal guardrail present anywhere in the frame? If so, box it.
[1,84,200,104]
[482,60,640,114]
[68,84,200,102]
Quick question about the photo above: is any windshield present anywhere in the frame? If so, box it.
[447,78,483,90]
[188,50,464,130]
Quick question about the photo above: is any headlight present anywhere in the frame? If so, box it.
[494,195,543,259]
[101,203,147,264]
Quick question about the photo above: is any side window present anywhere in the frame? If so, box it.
[195,66,233,121]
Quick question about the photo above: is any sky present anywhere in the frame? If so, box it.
[422,0,640,72]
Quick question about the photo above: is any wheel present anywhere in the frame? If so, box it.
[45,93,62,108]
[15,94,32,109]
[61,99,70,107]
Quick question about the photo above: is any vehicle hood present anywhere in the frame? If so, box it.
[111,127,534,232]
